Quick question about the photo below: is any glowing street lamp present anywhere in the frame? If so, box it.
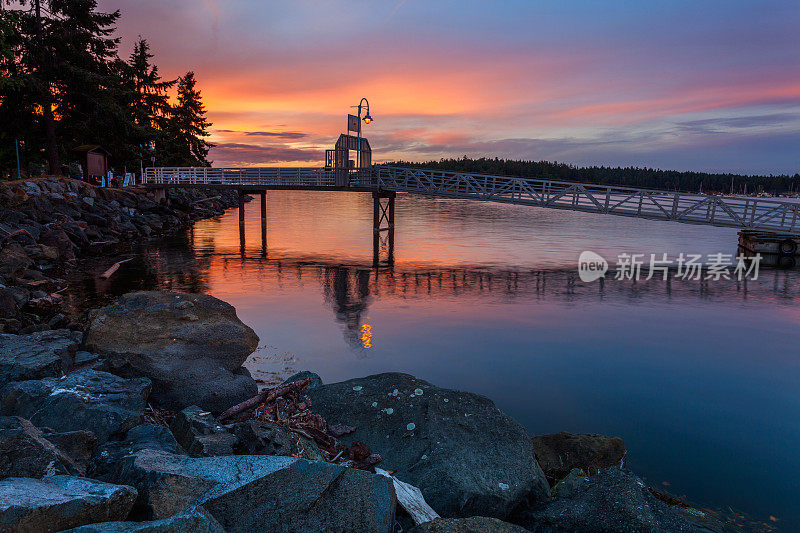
[353,97,373,183]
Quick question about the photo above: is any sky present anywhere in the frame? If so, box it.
[97,0,800,174]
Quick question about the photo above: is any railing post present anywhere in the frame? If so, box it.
[671,193,679,219]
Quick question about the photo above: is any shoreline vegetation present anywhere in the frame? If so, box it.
[387,158,800,196]
[0,178,777,532]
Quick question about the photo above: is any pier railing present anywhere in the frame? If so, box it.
[377,167,800,235]
[142,165,800,235]
[144,167,342,187]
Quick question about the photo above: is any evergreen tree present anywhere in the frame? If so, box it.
[161,71,213,166]
[0,0,124,175]
[123,37,174,169]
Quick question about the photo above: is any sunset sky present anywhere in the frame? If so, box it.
[98,0,800,174]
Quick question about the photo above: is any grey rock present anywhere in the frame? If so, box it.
[40,229,76,260]
[90,424,185,481]
[0,369,151,443]
[0,242,33,277]
[75,351,102,367]
[20,181,42,195]
[0,416,81,477]
[111,450,396,531]
[409,516,531,533]
[0,329,82,387]
[230,420,289,455]
[0,287,17,318]
[170,406,237,457]
[531,431,626,486]
[43,430,99,476]
[230,419,324,460]
[85,291,259,413]
[515,467,721,533]
[64,509,223,532]
[0,475,137,533]
[282,370,323,389]
[309,373,549,519]
[550,467,589,499]
[5,285,31,306]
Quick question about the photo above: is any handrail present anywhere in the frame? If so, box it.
[377,166,800,235]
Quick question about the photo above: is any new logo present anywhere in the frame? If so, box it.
[578,251,608,282]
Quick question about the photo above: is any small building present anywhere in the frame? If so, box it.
[72,145,110,181]
[325,134,371,186]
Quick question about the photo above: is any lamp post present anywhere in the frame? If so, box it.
[352,97,372,184]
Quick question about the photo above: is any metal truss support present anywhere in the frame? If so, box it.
[373,191,395,268]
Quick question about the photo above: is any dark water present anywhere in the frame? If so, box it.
[72,191,800,529]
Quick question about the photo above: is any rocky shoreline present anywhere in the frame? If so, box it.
[0,176,243,334]
[0,178,736,532]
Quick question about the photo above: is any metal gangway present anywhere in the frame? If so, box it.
[144,166,800,235]
[377,167,800,235]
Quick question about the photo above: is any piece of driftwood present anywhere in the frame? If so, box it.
[99,258,134,279]
[375,468,440,525]
[191,195,221,205]
[0,228,35,243]
[217,377,312,422]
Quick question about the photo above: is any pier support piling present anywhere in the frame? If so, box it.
[238,191,246,254]
[372,191,396,268]
[260,191,267,256]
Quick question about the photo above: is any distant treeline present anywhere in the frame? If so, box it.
[0,0,212,179]
[386,157,800,195]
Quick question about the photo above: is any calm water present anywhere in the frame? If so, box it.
[74,191,800,528]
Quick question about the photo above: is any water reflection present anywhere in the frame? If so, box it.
[75,235,800,351]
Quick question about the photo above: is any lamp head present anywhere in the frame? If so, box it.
[363,113,373,124]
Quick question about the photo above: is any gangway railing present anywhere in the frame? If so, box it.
[377,166,800,235]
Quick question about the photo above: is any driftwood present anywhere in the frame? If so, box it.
[375,468,440,525]
[99,258,134,279]
[191,195,221,205]
[0,228,35,243]
[217,377,312,423]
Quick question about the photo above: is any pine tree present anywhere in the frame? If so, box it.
[161,71,213,166]
[0,0,124,175]
[123,37,174,170]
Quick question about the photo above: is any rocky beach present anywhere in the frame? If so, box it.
[0,178,735,532]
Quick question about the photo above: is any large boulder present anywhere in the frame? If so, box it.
[531,431,626,486]
[0,475,137,532]
[308,373,550,519]
[64,509,223,532]
[109,450,396,531]
[0,416,82,478]
[85,291,259,413]
[0,329,82,387]
[410,517,531,533]
[514,467,721,532]
[0,369,151,443]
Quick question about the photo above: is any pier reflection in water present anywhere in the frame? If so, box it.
[71,191,800,529]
